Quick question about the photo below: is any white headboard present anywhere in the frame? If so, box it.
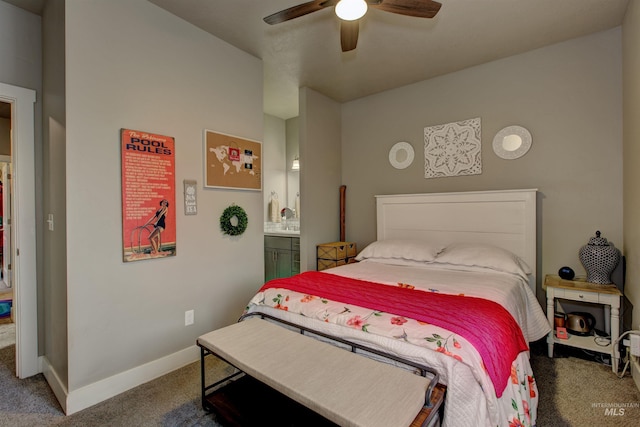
[375,189,538,291]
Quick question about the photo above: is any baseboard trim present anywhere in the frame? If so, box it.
[43,345,200,415]
[42,355,69,414]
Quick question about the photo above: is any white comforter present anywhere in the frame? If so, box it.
[245,260,550,427]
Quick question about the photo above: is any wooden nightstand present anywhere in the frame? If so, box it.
[544,274,622,372]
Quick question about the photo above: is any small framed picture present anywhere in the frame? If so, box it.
[183,180,197,216]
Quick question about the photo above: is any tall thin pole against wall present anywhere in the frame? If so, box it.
[339,185,346,242]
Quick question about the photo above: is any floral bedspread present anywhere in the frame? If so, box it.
[245,267,542,427]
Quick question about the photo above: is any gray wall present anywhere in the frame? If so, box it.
[286,117,300,213]
[42,0,68,387]
[0,2,42,90]
[299,88,342,271]
[623,1,640,330]
[60,0,264,394]
[341,28,623,307]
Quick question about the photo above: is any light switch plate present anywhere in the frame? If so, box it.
[185,309,194,326]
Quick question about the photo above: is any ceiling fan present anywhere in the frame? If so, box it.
[264,0,442,52]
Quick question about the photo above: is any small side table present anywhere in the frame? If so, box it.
[316,242,356,271]
[544,274,622,372]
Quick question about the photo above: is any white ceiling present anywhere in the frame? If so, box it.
[148,0,629,119]
[3,0,630,120]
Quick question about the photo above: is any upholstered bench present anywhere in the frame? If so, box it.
[197,316,444,427]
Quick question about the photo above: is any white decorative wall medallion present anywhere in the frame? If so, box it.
[424,117,482,179]
[492,125,532,160]
[388,141,415,169]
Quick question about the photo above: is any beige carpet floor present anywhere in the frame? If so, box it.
[0,343,228,427]
[0,339,638,426]
[531,341,640,426]
[0,323,15,349]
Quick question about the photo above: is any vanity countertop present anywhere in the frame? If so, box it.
[264,220,299,236]
[264,230,300,237]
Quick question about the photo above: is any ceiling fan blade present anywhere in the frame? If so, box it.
[264,1,332,25]
[369,0,442,19]
[341,20,359,52]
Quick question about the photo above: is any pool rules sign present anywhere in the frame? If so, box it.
[121,128,176,262]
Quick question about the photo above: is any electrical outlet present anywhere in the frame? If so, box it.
[185,309,194,326]
[631,333,640,357]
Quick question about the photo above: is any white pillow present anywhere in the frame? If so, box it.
[434,242,532,277]
[358,257,438,268]
[355,239,444,263]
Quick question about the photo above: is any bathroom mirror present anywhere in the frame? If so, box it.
[492,125,532,160]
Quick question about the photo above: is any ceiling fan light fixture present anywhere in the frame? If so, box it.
[335,0,368,21]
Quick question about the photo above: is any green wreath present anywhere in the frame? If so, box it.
[220,205,248,236]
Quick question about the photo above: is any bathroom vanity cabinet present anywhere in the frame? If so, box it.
[264,235,300,281]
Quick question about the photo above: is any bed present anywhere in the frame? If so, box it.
[244,189,550,427]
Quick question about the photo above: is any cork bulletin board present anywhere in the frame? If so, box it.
[204,130,262,191]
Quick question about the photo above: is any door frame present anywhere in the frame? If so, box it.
[0,82,38,378]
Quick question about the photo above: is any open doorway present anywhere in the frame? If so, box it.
[0,102,14,349]
[0,82,38,379]
[0,103,14,345]
[0,159,11,287]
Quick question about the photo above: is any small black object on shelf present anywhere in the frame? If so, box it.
[558,266,575,280]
